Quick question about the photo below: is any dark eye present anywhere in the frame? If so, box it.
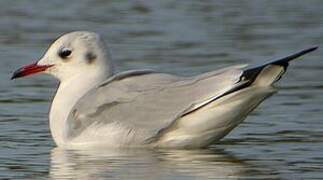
[58,48,72,59]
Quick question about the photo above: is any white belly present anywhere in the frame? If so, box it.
[156,86,276,148]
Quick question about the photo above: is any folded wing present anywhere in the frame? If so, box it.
[66,47,317,147]
[65,65,247,143]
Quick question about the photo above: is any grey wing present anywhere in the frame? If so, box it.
[65,65,247,142]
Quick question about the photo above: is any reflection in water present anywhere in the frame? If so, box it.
[1,0,323,179]
[50,148,254,179]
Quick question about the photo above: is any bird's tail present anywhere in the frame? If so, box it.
[242,46,318,87]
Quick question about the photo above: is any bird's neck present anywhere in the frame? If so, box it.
[49,72,109,147]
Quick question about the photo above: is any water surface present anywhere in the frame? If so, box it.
[1,0,323,179]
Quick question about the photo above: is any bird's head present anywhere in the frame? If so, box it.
[12,31,113,82]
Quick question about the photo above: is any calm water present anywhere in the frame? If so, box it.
[1,0,323,179]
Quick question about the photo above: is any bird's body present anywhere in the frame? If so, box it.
[66,68,276,149]
[12,31,317,149]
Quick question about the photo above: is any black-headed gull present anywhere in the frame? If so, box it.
[12,31,317,148]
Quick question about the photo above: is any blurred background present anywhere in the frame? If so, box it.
[0,0,323,179]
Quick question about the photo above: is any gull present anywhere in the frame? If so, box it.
[11,31,317,149]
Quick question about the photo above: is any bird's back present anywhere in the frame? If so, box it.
[65,65,248,147]
[64,47,317,148]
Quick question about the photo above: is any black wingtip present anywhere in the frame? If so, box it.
[272,46,318,66]
[307,46,319,52]
[299,46,318,55]
[242,46,318,86]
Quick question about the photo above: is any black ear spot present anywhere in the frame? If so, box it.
[85,52,97,64]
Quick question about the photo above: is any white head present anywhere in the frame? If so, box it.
[12,31,113,82]
[12,31,115,146]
